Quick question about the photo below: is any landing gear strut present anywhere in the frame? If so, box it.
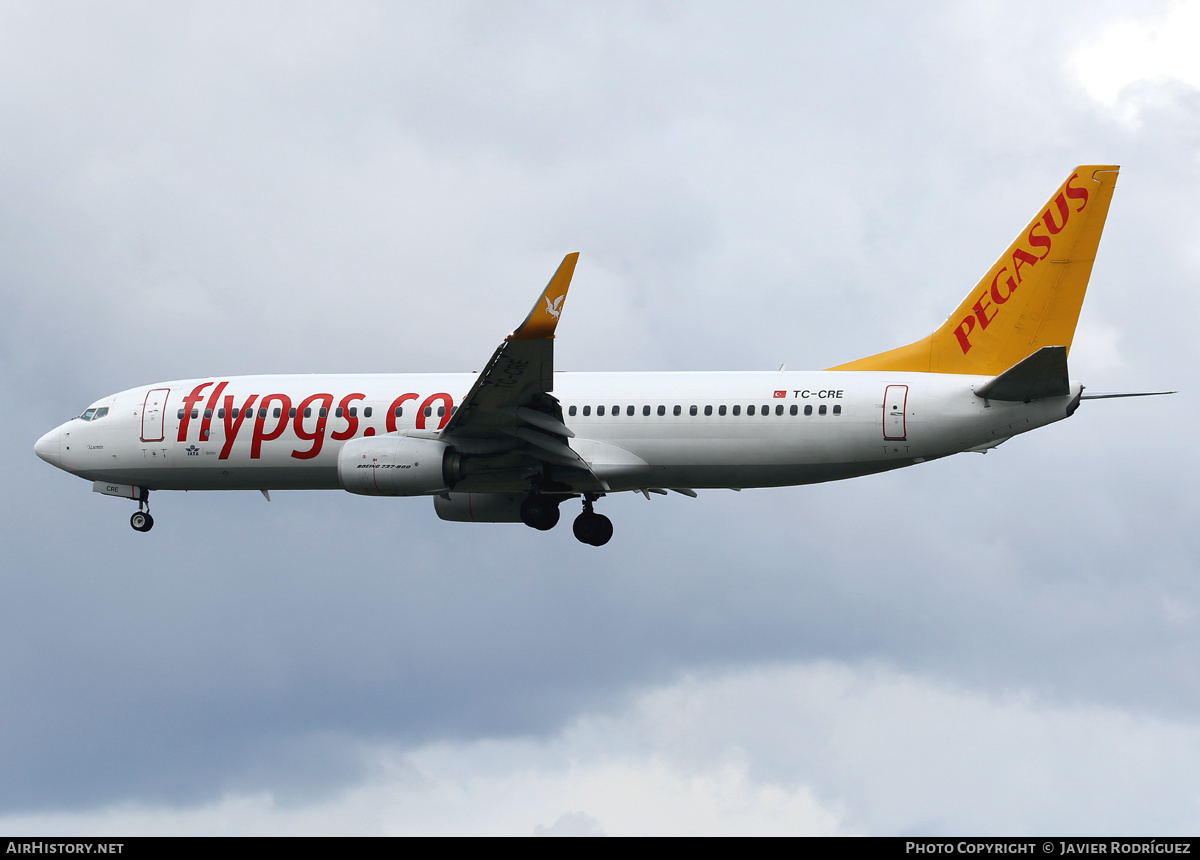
[130,493,154,532]
[572,494,613,546]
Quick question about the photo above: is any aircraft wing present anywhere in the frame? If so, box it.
[439,253,596,474]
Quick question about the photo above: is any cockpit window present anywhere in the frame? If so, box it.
[94,407,108,419]
[79,408,97,421]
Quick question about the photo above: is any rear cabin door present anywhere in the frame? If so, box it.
[141,388,169,442]
[883,385,908,441]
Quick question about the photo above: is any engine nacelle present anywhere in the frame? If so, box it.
[338,435,456,496]
[434,492,526,523]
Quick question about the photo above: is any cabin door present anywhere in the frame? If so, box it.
[883,385,908,441]
[141,388,169,442]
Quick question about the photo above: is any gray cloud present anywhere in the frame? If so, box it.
[1,0,1197,831]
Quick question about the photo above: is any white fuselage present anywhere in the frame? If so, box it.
[34,371,1079,494]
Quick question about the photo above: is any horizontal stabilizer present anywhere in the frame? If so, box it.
[975,346,1070,402]
[1080,390,1176,400]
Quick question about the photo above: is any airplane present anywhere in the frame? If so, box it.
[34,164,1166,546]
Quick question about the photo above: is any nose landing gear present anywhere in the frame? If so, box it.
[130,493,154,532]
[572,494,612,546]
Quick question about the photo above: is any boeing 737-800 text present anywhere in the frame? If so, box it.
[35,165,1155,545]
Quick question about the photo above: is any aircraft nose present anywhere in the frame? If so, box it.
[34,426,62,467]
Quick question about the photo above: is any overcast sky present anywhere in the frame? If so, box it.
[2,0,1199,836]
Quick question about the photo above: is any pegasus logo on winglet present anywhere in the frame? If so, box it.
[544,295,565,319]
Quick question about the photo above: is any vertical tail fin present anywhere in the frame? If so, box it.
[830,165,1119,375]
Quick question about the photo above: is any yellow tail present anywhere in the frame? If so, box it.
[830,165,1119,375]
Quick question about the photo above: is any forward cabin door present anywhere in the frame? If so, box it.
[141,388,169,442]
[883,385,908,441]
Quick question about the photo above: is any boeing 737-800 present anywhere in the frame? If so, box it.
[35,165,1156,545]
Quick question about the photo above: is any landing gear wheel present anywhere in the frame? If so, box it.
[572,511,613,546]
[130,511,154,532]
[520,495,560,531]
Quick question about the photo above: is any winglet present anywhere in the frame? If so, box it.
[510,253,579,341]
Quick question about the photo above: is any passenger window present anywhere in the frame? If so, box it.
[612,405,619,416]
[804,405,813,416]
[364,407,373,418]
[394,406,403,417]
[597,405,605,416]
[673,405,681,416]
[762,405,769,415]
[273,408,282,419]
[203,408,211,419]
[748,405,755,416]
[733,405,741,416]
[335,407,343,418]
[704,405,712,416]
[719,405,726,416]
[657,405,665,416]
[424,407,432,417]
[176,409,184,420]
[289,408,297,418]
[790,405,798,416]
[627,405,634,416]
[450,406,457,415]
[320,407,329,418]
[231,408,239,419]
[583,405,592,416]
[819,405,827,415]
[689,405,698,416]
[775,405,783,416]
[833,404,842,415]
[218,408,226,419]
[569,405,577,416]
[303,408,311,418]
[192,409,199,420]
[643,405,650,416]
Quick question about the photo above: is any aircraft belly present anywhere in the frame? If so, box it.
[72,464,341,491]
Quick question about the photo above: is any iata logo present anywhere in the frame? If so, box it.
[544,294,565,319]
[953,172,1090,355]
[185,445,200,456]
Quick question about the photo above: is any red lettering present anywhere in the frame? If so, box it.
[219,393,258,460]
[292,393,334,460]
[331,393,365,441]
[1027,221,1052,259]
[417,393,455,430]
[386,393,420,433]
[177,382,213,442]
[1064,171,1089,212]
[991,268,1017,304]
[251,394,292,459]
[199,381,228,441]
[1042,193,1070,235]
[1011,247,1039,282]
[973,293,997,330]
[954,314,977,354]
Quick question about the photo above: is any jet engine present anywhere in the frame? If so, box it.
[338,435,461,496]
[433,492,526,522]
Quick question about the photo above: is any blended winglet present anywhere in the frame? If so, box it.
[511,252,579,341]
[830,166,1119,375]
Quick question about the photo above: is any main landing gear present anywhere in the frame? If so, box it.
[519,492,613,546]
[130,494,154,532]
[572,499,613,547]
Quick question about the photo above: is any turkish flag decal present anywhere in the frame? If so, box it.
[773,390,786,398]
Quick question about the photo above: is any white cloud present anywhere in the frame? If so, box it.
[1072,1,1200,125]
[4,661,1200,835]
